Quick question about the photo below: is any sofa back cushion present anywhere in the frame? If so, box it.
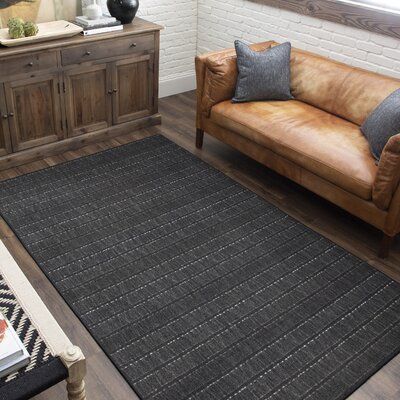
[199,41,400,125]
[290,48,400,126]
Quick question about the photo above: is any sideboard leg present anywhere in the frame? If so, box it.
[378,233,394,259]
[61,346,87,400]
[196,129,204,149]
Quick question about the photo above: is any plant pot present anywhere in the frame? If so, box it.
[107,0,139,25]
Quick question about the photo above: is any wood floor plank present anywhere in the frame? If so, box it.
[0,90,398,400]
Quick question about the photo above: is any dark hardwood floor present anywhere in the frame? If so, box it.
[0,91,399,400]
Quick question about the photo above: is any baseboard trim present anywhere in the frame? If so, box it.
[159,73,196,98]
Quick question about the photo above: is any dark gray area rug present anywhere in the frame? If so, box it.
[0,135,399,400]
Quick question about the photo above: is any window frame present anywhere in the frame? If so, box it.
[259,0,400,39]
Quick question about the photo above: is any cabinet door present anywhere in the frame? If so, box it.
[112,54,154,125]
[64,64,112,137]
[4,74,63,152]
[0,85,12,157]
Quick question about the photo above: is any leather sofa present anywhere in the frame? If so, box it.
[195,41,400,257]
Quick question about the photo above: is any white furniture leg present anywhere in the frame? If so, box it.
[61,346,87,400]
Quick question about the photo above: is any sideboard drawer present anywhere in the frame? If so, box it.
[61,34,154,66]
[0,51,58,78]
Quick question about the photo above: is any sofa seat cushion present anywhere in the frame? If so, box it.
[210,100,377,200]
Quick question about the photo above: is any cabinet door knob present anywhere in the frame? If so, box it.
[107,89,113,95]
[27,62,34,67]
[130,43,137,47]
[85,51,91,56]
[113,88,118,93]
[2,114,7,119]
[8,112,14,117]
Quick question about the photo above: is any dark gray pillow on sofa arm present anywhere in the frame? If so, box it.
[361,88,400,161]
[233,41,294,103]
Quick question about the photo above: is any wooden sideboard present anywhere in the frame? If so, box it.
[0,18,162,170]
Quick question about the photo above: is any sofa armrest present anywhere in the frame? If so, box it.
[373,133,400,210]
[195,41,276,126]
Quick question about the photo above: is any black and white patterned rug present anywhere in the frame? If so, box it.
[0,275,52,384]
[0,135,399,400]
[0,275,67,400]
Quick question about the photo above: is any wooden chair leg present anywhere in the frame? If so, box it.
[67,378,86,400]
[61,346,87,400]
[196,129,204,149]
[378,233,394,259]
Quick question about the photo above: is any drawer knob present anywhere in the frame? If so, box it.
[85,51,91,56]
[130,43,137,48]
[27,62,34,67]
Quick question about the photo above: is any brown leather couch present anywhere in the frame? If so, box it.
[195,41,400,257]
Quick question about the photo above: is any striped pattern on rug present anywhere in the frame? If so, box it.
[0,135,399,400]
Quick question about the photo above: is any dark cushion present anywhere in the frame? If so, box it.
[361,88,400,160]
[232,41,294,103]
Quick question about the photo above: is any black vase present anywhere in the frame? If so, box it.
[107,0,139,24]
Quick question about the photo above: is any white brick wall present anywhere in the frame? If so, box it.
[51,0,400,95]
[138,0,198,96]
[134,0,400,96]
[197,0,400,80]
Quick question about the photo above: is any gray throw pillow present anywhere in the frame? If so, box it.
[233,41,294,103]
[361,89,400,160]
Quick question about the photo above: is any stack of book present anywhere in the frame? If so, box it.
[0,312,30,378]
[74,15,123,36]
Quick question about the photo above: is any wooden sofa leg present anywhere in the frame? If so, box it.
[196,129,204,149]
[378,234,394,259]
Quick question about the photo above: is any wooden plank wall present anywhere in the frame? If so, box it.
[255,0,400,39]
